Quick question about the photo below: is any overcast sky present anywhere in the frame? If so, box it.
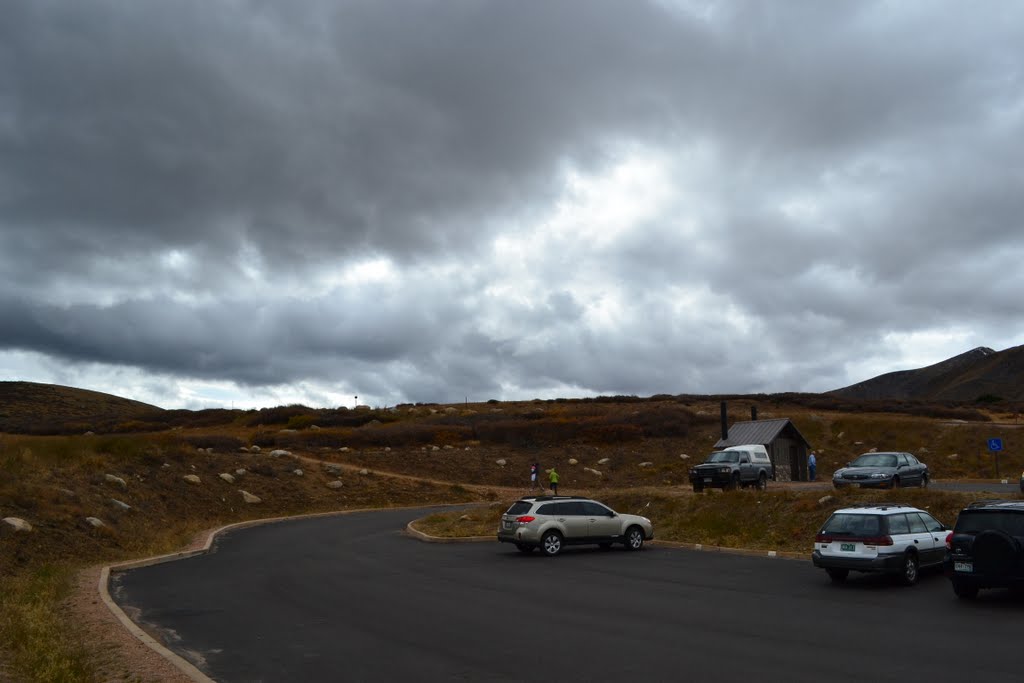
[2,1,1023,410]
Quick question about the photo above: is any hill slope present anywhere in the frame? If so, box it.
[0,381,162,433]
[830,345,1024,401]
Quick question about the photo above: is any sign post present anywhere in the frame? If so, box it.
[988,438,1004,479]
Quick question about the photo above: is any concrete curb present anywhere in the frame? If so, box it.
[405,516,808,560]
[98,503,457,683]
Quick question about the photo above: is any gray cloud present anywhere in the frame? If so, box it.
[2,0,1024,408]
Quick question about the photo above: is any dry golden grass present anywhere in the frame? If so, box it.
[0,393,1020,682]
[416,487,1007,553]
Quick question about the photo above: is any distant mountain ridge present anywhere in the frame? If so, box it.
[829,345,1024,402]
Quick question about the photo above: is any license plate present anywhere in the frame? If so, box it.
[840,543,856,552]
[502,521,512,530]
[954,561,973,573]
[704,478,712,483]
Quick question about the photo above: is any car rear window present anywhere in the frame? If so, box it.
[505,501,533,515]
[954,511,1024,536]
[821,513,882,537]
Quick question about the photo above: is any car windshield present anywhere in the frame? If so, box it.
[850,454,897,468]
[707,451,739,463]
[954,511,1024,536]
[821,513,882,537]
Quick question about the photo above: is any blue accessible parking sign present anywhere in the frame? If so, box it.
[988,438,1003,451]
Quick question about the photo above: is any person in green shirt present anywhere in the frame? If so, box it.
[548,467,560,495]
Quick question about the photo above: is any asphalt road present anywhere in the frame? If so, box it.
[113,507,1024,683]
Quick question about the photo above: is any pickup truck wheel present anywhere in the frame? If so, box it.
[756,473,767,491]
[541,531,563,557]
[692,482,704,493]
[826,568,848,583]
[900,552,919,586]
[726,473,740,490]
[624,526,645,551]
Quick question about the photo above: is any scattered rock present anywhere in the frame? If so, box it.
[83,431,95,436]
[2,517,32,532]
[568,458,578,465]
[495,459,507,466]
[292,469,304,476]
[598,457,610,465]
[358,469,369,476]
[948,453,959,459]
[269,450,291,458]
[818,495,835,506]
[239,447,250,453]
[679,454,690,460]
[443,445,454,450]
[639,462,653,467]
[919,447,930,453]
[459,514,472,521]
[104,474,127,489]
[239,490,261,504]
[339,447,350,452]
[219,473,236,484]
[326,480,344,490]
[323,463,343,475]
[384,447,392,452]
[853,441,863,446]
[235,468,247,476]
[110,499,132,511]
[431,446,440,452]
[868,447,878,453]
[584,467,602,477]
[183,474,202,485]
[161,463,171,469]
[310,425,321,430]
[206,448,214,454]
[250,445,261,453]
[85,517,105,528]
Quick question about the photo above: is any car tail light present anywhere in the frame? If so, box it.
[945,532,953,550]
[815,533,833,543]
[515,516,536,524]
[861,535,893,546]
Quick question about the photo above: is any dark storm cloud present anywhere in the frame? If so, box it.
[2,0,1024,407]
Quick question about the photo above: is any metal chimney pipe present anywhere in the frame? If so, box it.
[720,401,728,441]
[751,406,758,421]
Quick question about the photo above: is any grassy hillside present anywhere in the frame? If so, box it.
[0,382,162,434]
[2,388,1023,681]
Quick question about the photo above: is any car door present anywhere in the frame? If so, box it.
[895,453,919,486]
[901,511,939,565]
[914,511,948,566]
[582,501,620,541]
[905,454,926,483]
[554,502,589,541]
[738,452,753,484]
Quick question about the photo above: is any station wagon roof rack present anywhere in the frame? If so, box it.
[844,503,915,510]
[520,495,586,502]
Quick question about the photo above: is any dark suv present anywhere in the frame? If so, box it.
[944,500,1024,599]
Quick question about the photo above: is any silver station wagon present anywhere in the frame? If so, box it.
[497,495,654,557]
